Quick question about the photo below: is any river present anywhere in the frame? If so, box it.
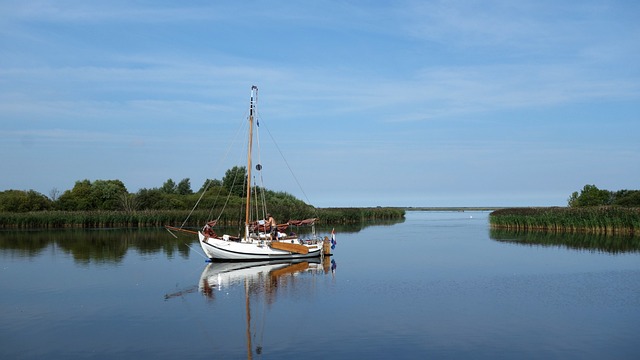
[1,211,639,359]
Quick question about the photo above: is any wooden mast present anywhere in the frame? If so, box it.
[245,278,253,360]
[244,86,258,240]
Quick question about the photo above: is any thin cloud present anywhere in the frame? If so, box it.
[1,1,639,205]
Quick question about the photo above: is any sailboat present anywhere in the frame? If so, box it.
[195,86,332,261]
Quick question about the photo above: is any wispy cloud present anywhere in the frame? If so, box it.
[2,1,224,23]
[1,0,639,204]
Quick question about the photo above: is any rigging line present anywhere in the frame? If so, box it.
[260,117,317,215]
[252,178,259,225]
[209,117,250,228]
[212,113,250,220]
[255,114,268,221]
[180,109,249,228]
[166,227,178,239]
[185,242,209,260]
[254,116,268,221]
[229,162,249,236]
[206,184,225,222]
[217,153,243,218]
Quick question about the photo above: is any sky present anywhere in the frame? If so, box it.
[1,0,639,208]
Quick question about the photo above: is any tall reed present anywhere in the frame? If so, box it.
[0,207,405,229]
[316,207,406,224]
[490,207,640,235]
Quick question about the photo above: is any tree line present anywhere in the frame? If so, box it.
[0,166,309,214]
[0,165,407,228]
[568,184,640,207]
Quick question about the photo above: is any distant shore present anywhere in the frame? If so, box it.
[404,207,505,211]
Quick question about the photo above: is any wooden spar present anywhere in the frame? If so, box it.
[269,241,310,255]
[244,86,257,240]
[244,278,253,360]
[165,225,199,235]
[323,236,332,255]
[269,261,309,278]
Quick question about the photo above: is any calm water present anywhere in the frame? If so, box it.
[2,211,640,359]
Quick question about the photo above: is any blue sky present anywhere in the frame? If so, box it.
[1,0,639,207]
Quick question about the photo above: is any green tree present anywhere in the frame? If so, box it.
[57,179,93,210]
[612,190,640,207]
[91,180,128,210]
[567,191,579,207]
[119,192,138,212]
[568,184,612,207]
[151,196,186,210]
[198,179,222,193]
[55,179,127,211]
[176,178,192,195]
[135,188,163,209]
[222,166,247,197]
[160,179,177,194]
[0,189,52,212]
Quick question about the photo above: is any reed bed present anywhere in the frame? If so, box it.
[316,207,406,224]
[0,210,186,229]
[0,207,405,229]
[490,207,640,236]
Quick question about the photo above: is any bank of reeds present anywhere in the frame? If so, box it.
[316,207,405,224]
[0,210,210,229]
[490,207,640,235]
[0,207,405,229]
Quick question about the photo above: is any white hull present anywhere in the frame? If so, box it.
[198,232,325,261]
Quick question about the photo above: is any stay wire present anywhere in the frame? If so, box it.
[254,109,268,221]
[180,111,248,229]
[258,112,318,217]
[213,114,250,224]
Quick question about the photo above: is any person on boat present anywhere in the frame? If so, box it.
[267,213,277,240]
[203,222,216,238]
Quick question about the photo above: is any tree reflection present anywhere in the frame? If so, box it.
[0,218,400,264]
[0,229,193,263]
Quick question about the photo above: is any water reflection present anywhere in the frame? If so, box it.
[0,229,191,263]
[0,218,399,264]
[166,258,336,359]
[490,228,640,254]
[198,258,336,300]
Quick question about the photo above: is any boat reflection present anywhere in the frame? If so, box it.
[196,257,336,359]
[198,257,336,300]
